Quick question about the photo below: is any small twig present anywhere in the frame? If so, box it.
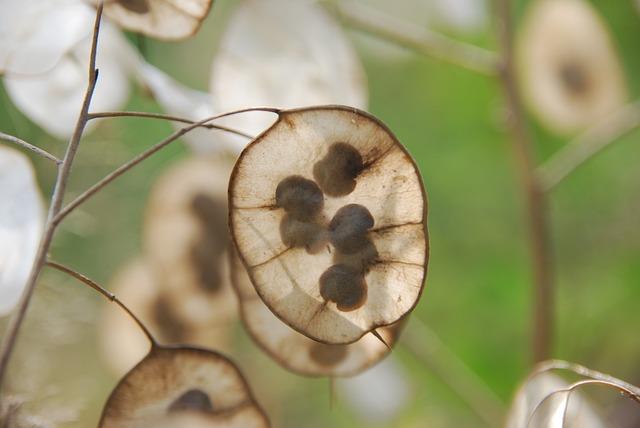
[536,101,640,191]
[0,131,61,165]
[496,0,554,363]
[0,3,105,389]
[52,107,279,225]
[332,0,499,75]
[401,317,506,427]
[45,260,156,346]
[88,111,255,140]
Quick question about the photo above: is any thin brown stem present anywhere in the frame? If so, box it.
[0,4,105,389]
[402,317,506,427]
[496,0,554,364]
[45,260,156,346]
[53,107,279,225]
[332,0,499,75]
[0,132,61,165]
[536,101,640,191]
[88,111,255,140]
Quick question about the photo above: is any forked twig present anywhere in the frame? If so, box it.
[332,0,499,75]
[45,260,157,346]
[496,0,554,363]
[0,3,105,389]
[536,101,640,191]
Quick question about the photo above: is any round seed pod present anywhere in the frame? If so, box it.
[230,250,403,377]
[144,155,238,328]
[229,106,428,344]
[99,346,269,427]
[100,259,232,376]
[517,0,627,135]
[102,0,213,40]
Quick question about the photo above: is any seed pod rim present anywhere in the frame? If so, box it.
[228,104,429,346]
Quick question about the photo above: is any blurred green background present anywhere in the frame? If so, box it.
[1,0,639,426]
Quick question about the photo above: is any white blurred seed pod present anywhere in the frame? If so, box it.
[0,145,44,316]
[517,0,627,135]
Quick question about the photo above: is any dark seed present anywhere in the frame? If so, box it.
[117,0,150,14]
[558,61,590,96]
[275,175,324,221]
[308,342,348,366]
[153,296,188,342]
[319,264,367,312]
[168,389,214,414]
[329,204,374,254]
[279,215,326,251]
[313,143,364,197]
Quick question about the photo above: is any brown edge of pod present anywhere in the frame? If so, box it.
[227,104,429,346]
[97,344,271,427]
[103,0,215,41]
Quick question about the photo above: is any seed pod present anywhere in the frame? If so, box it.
[100,259,232,375]
[144,155,238,328]
[230,249,403,377]
[517,0,627,135]
[102,0,213,40]
[99,346,269,427]
[229,106,428,344]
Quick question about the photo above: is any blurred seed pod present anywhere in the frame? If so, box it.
[210,0,368,149]
[230,248,403,377]
[100,259,232,376]
[99,346,269,427]
[0,146,44,317]
[101,0,213,40]
[506,360,640,428]
[229,106,428,345]
[517,0,627,135]
[143,155,238,328]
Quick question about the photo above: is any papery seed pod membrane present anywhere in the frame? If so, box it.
[143,155,238,327]
[210,0,367,149]
[102,0,213,40]
[0,145,44,316]
[230,249,403,377]
[517,0,627,135]
[99,346,269,428]
[100,259,231,375]
[229,106,428,344]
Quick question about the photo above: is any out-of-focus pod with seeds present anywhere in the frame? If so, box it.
[0,146,44,316]
[230,249,403,377]
[229,106,428,345]
[99,346,269,427]
[100,259,232,376]
[100,0,213,40]
[516,0,627,135]
[506,360,640,428]
[143,155,238,328]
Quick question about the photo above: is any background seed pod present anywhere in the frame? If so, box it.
[99,346,269,427]
[100,258,232,376]
[516,0,627,135]
[143,155,238,328]
[230,249,403,377]
[101,0,213,40]
[229,106,428,345]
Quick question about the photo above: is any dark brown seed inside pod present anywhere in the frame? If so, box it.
[117,0,150,14]
[275,175,324,221]
[153,296,189,342]
[334,239,379,272]
[279,214,326,251]
[558,61,590,97]
[189,193,229,293]
[313,143,364,197]
[329,204,374,254]
[308,342,348,367]
[168,389,214,414]
[319,264,367,312]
